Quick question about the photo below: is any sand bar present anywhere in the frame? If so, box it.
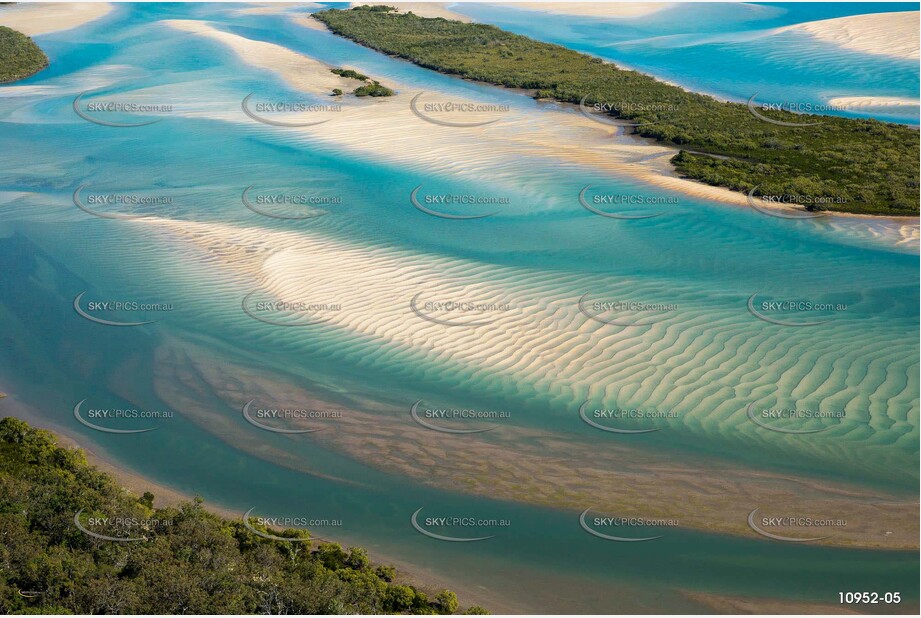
[163,19,376,96]
[168,18,918,241]
[0,2,112,36]
[782,11,920,61]
[828,95,920,109]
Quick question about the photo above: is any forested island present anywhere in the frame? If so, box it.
[0,25,48,83]
[0,417,482,614]
[314,6,919,216]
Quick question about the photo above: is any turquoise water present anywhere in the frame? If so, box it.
[455,2,921,125]
[1,3,918,613]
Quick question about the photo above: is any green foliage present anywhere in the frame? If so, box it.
[353,81,395,97]
[312,8,920,216]
[436,590,459,614]
[331,67,370,81]
[0,26,48,83]
[0,417,474,614]
[354,5,398,12]
[330,66,394,97]
[331,88,344,96]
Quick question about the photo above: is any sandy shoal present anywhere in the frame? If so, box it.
[828,95,920,109]
[292,12,333,31]
[166,19,919,241]
[163,19,374,96]
[781,11,920,61]
[136,333,919,551]
[350,2,472,22]
[0,2,112,36]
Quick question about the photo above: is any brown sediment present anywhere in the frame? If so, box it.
[150,336,919,551]
[681,590,870,614]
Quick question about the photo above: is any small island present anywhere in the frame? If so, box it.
[314,6,919,216]
[0,25,48,83]
[330,67,395,97]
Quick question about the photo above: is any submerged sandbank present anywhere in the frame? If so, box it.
[126,215,919,551]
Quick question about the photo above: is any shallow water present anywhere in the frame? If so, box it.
[455,2,920,125]
[0,3,918,613]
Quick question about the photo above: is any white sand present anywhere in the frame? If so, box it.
[828,95,920,109]
[292,13,332,32]
[350,2,472,22]
[233,3,324,17]
[171,19,921,233]
[0,2,112,36]
[782,11,920,61]
[498,2,673,18]
[166,19,919,239]
[162,20,372,96]
[128,217,918,550]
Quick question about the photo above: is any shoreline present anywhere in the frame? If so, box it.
[0,389,501,612]
[349,2,473,23]
[301,13,919,229]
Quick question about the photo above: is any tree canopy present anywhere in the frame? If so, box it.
[0,417,484,615]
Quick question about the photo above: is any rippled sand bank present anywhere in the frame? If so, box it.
[148,332,917,551]
[108,212,916,551]
[781,11,920,61]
